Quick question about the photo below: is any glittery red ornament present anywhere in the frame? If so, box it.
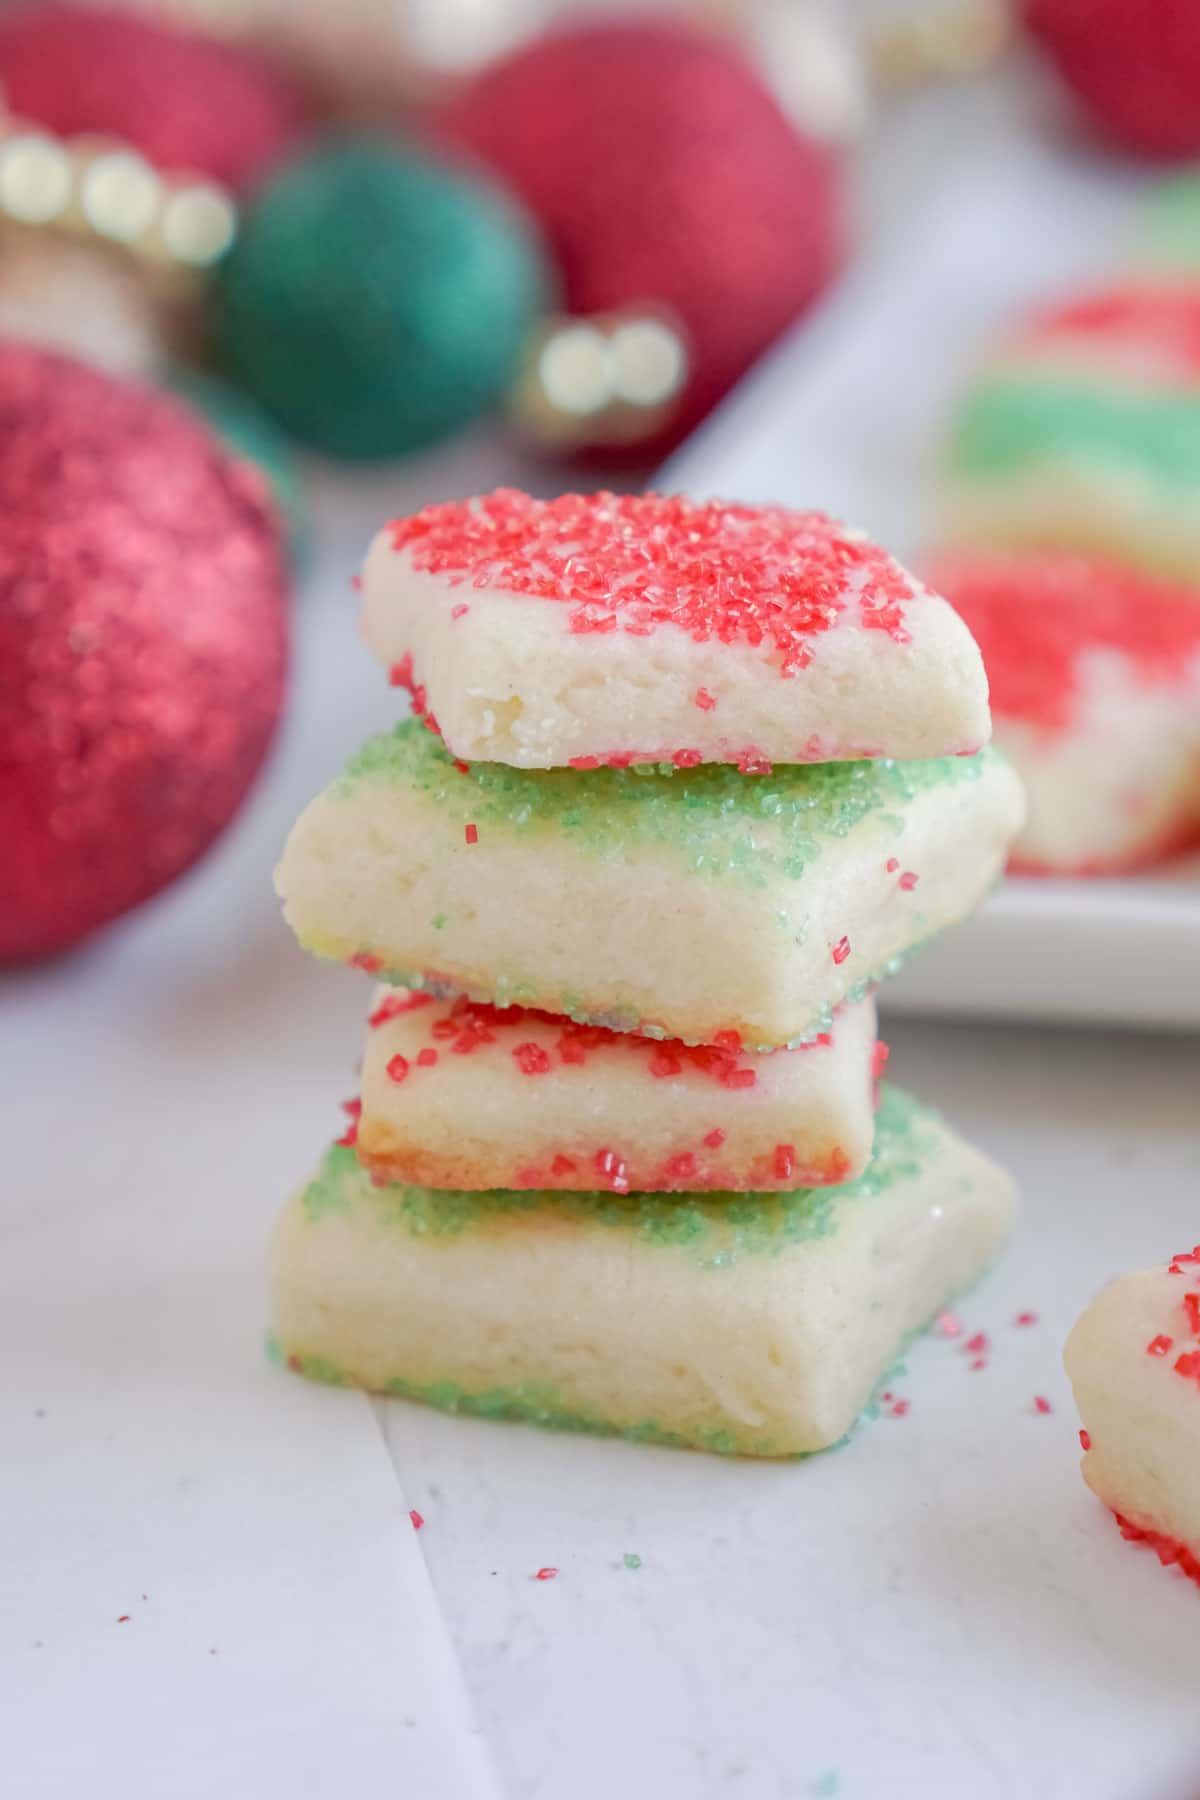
[1024,0,1200,159]
[0,343,287,962]
[437,20,844,448]
[0,4,310,189]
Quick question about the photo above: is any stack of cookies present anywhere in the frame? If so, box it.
[271,491,1024,1458]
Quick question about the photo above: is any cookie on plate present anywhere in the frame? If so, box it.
[938,285,1200,584]
[929,549,1200,875]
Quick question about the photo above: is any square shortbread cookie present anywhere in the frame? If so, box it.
[1066,1247,1200,1587]
[275,723,1024,1049]
[931,549,1200,874]
[356,990,881,1192]
[937,284,1200,585]
[272,1087,1017,1458]
[361,491,991,769]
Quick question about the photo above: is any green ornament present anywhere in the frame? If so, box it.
[167,366,309,565]
[213,136,554,461]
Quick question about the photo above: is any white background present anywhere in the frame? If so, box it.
[5,53,1200,1800]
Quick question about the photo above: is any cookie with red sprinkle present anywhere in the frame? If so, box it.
[361,489,990,769]
[1066,1246,1200,1591]
[356,989,879,1193]
[928,549,1200,875]
[272,1086,1017,1458]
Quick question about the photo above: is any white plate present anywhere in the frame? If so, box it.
[664,136,1200,1032]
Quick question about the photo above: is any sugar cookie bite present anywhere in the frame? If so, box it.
[361,490,991,769]
[276,725,1021,1048]
[938,286,1200,585]
[929,549,1200,875]
[273,1090,1017,1458]
[1066,1245,1200,1588]
[357,991,882,1193]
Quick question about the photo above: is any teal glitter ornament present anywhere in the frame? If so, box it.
[212,136,553,460]
[166,366,309,565]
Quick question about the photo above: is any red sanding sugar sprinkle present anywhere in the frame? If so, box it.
[409,1509,424,1530]
[965,1332,989,1355]
[870,1040,890,1082]
[831,936,851,965]
[550,1154,576,1176]
[703,1128,726,1149]
[1170,1247,1200,1274]
[1112,1511,1200,1588]
[898,871,919,892]
[936,1311,963,1338]
[350,952,383,974]
[369,990,434,1028]
[513,1041,552,1075]
[773,1144,796,1181]
[1033,1395,1052,1415]
[694,687,716,710]
[335,1097,361,1147]
[535,1567,558,1581]
[416,1047,438,1068]
[1147,1335,1174,1357]
[388,491,915,673]
[1014,1311,1038,1328]
[464,823,478,844]
[1185,1293,1200,1335]
[1019,286,1200,376]
[386,1054,410,1084]
[886,857,899,873]
[1079,1429,1091,1451]
[1174,1351,1200,1380]
[929,549,1200,733]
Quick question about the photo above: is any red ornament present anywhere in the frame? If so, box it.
[0,344,287,962]
[0,4,310,189]
[438,20,843,446]
[1023,0,1200,159]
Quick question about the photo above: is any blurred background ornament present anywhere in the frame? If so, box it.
[866,0,1012,91]
[0,225,161,374]
[0,3,311,189]
[1021,0,1200,160]
[0,0,1023,468]
[167,364,309,564]
[0,342,288,963]
[213,136,554,460]
[438,16,846,452]
[508,307,690,452]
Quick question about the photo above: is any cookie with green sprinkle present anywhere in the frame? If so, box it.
[275,721,1023,1048]
[938,284,1200,585]
[270,1086,1017,1458]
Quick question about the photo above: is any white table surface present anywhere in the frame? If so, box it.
[6,64,1200,1800]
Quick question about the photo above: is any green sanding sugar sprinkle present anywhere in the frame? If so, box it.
[949,377,1200,488]
[298,1086,939,1266]
[623,1553,643,1570]
[336,719,996,887]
